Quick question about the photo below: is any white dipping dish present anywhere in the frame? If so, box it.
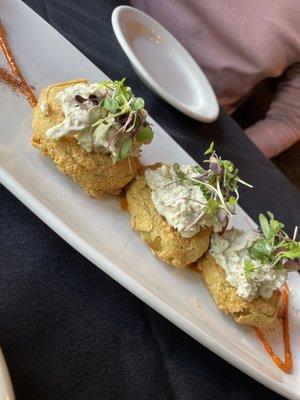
[112,5,219,122]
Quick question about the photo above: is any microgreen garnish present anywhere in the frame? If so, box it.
[102,97,119,114]
[244,259,255,278]
[204,141,215,155]
[172,142,252,227]
[136,126,153,143]
[248,212,300,271]
[118,137,133,161]
[132,97,145,111]
[89,78,153,161]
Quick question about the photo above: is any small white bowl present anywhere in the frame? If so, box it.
[112,5,219,122]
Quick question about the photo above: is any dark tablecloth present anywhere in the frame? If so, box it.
[1,1,300,399]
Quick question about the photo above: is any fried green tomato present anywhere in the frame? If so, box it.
[126,174,212,268]
[197,254,280,327]
[32,79,140,197]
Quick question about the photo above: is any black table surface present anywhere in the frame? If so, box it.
[1,1,300,399]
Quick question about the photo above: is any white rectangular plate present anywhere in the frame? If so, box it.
[1,1,300,398]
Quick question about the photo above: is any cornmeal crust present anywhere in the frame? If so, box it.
[126,173,212,268]
[198,254,280,327]
[32,79,140,197]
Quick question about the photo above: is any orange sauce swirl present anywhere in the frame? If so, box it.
[0,21,37,107]
[254,284,292,373]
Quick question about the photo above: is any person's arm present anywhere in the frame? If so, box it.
[246,64,300,158]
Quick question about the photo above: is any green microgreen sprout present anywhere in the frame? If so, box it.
[245,212,300,275]
[90,78,153,161]
[244,259,255,278]
[171,142,253,228]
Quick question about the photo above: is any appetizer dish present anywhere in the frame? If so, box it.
[126,143,251,268]
[1,9,299,385]
[32,78,153,197]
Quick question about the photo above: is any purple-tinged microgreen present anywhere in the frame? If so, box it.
[85,79,153,161]
[172,142,252,226]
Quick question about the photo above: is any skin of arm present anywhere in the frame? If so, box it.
[246,64,300,158]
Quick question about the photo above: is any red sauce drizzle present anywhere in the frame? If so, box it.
[0,21,37,107]
[254,284,293,373]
